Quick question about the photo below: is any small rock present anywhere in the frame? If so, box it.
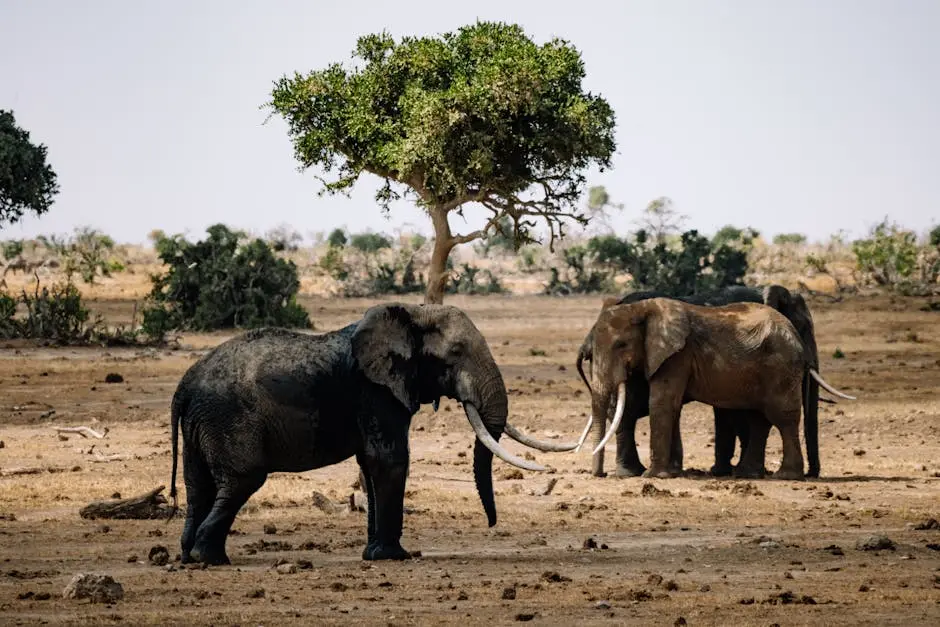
[582,537,598,550]
[858,584,869,592]
[913,517,939,531]
[853,448,866,456]
[541,571,571,583]
[126,555,138,563]
[823,544,845,556]
[104,373,124,384]
[595,600,611,610]
[647,574,663,586]
[0,440,4,448]
[148,545,170,566]
[165,564,176,572]
[675,618,687,626]
[296,559,314,570]
[62,573,124,603]
[501,469,525,481]
[641,483,671,497]
[501,587,517,600]
[34,591,51,600]
[855,535,896,551]
[759,540,780,549]
[246,588,265,599]
[663,580,678,591]
[330,582,348,592]
[311,491,338,515]
[263,523,277,535]
[275,563,297,575]
[457,590,469,600]
[699,584,711,592]
[515,614,536,622]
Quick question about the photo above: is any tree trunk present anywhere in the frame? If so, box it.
[426,207,455,305]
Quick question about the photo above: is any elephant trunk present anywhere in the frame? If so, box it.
[459,370,521,527]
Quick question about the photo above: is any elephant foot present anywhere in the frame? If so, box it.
[180,551,193,564]
[615,464,646,478]
[189,546,231,566]
[732,465,765,480]
[642,467,678,479]
[362,542,412,561]
[709,464,734,477]
[806,466,820,479]
[770,467,805,481]
[592,470,608,478]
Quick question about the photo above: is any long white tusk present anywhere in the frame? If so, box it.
[464,404,546,471]
[809,369,856,400]
[573,415,593,452]
[592,382,626,456]
[504,423,580,452]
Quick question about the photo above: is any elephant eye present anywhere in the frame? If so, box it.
[449,343,465,356]
[612,340,627,350]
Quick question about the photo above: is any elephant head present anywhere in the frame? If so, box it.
[585,298,691,456]
[351,303,577,527]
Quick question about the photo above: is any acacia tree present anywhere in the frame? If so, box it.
[0,110,59,228]
[266,21,616,303]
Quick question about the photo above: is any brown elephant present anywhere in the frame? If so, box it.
[585,297,853,479]
[575,285,845,478]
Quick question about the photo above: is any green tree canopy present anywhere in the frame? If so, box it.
[0,110,59,227]
[266,21,616,303]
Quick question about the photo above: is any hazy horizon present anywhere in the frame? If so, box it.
[2,0,938,246]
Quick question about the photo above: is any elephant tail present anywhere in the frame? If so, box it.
[166,390,186,523]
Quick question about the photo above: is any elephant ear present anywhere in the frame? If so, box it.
[762,284,792,313]
[643,298,691,379]
[352,304,419,413]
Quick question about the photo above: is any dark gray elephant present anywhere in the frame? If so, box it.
[168,303,577,565]
[575,285,849,479]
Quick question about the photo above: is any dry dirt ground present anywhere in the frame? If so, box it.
[0,293,938,626]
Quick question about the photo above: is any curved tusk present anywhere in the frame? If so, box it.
[592,382,626,456]
[465,404,546,472]
[573,415,593,452]
[504,423,580,452]
[809,369,856,400]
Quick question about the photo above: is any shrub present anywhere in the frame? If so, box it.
[319,245,349,280]
[773,233,807,246]
[0,277,155,345]
[349,232,392,254]
[35,227,124,285]
[142,224,310,336]
[447,264,504,295]
[265,224,304,252]
[852,220,919,288]
[1,239,23,261]
[543,245,613,295]
[327,228,348,249]
[574,228,751,296]
[930,225,940,248]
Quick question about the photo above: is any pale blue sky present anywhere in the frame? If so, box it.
[1,0,937,245]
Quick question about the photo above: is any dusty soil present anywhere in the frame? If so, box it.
[1,292,938,626]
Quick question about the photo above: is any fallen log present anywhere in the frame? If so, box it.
[79,485,172,520]
[53,426,109,439]
[1,465,69,477]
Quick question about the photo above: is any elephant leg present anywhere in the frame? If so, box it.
[711,408,737,476]
[191,472,267,565]
[356,454,377,547]
[644,384,682,478]
[360,416,411,561]
[735,418,771,479]
[767,408,805,480]
[668,414,684,474]
[180,450,216,564]
[614,415,647,477]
